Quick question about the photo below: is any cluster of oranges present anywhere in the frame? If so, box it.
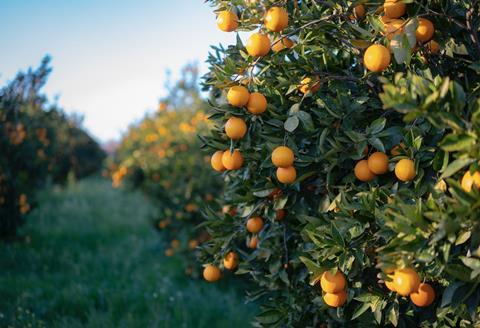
[354,150,416,183]
[384,268,435,307]
[203,250,239,282]
[320,269,348,308]
[272,146,296,184]
[18,194,31,215]
[5,123,27,146]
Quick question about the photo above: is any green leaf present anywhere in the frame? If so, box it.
[351,302,370,320]
[440,158,474,179]
[440,134,477,152]
[284,116,299,132]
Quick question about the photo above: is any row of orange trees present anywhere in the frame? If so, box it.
[199,0,480,326]
[0,57,105,240]
[110,65,223,276]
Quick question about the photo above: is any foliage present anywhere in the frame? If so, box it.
[0,57,105,240]
[112,64,223,275]
[200,0,480,327]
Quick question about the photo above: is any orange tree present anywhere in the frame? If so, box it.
[0,57,105,240]
[199,0,480,326]
[112,65,223,274]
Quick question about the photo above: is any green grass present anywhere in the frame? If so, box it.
[0,179,254,327]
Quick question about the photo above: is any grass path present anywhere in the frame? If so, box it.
[0,179,253,327]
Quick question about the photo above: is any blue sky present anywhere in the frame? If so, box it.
[0,0,237,141]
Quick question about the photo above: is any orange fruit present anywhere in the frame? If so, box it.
[227,86,250,107]
[223,251,239,270]
[395,159,416,182]
[264,7,288,32]
[272,38,294,52]
[216,11,239,32]
[271,146,294,167]
[367,152,389,175]
[247,92,267,114]
[275,209,287,221]
[390,142,405,156]
[320,270,346,293]
[410,283,435,307]
[364,44,391,72]
[299,77,321,94]
[249,235,258,249]
[225,117,247,140]
[461,171,480,192]
[188,239,198,249]
[276,166,297,184]
[211,150,226,171]
[384,0,406,19]
[354,160,376,182]
[165,248,174,257]
[352,4,366,19]
[203,264,222,282]
[222,149,244,170]
[246,33,270,57]
[385,273,397,292]
[246,216,264,233]
[323,290,347,307]
[393,268,421,296]
[171,239,180,249]
[416,18,434,43]
[426,40,440,54]
[384,19,404,40]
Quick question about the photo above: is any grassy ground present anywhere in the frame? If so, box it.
[0,179,254,327]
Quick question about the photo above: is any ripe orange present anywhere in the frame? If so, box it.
[165,248,174,257]
[222,149,244,170]
[364,44,391,72]
[393,268,421,296]
[264,7,288,32]
[390,142,405,156]
[246,33,270,57]
[272,38,294,52]
[225,117,247,140]
[367,152,389,175]
[203,264,222,282]
[354,160,376,182]
[223,251,239,270]
[247,216,264,233]
[384,0,406,19]
[320,270,346,293]
[416,18,434,43]
[211,150,226,171]
[384,19,404,40]
[271,146,294,167]
[171,239,180,249]
[275,209,287,221]
[426,40,440,54]
[395,159,416,182]
[216,11,239,32]
[249,235,258,249]
[461,171,480,192]
[188,239,198,249]
[385,273,397,292]
[299,77,321,94]
[247,92,267,114]
[276,166,297,184]
[352,4,366,19]
[410,283,435,307]
[323,290,347,307]
[227,86,250,107]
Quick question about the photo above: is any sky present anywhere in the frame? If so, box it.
[0,0,238,142]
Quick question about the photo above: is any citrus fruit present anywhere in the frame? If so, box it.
[223,251,239,270]
[247,216,264,233]
[385,273,397,292]
[247,92,267,114]
[276,166,297,184]
[364,44,391,72]
[416,18,434,43]
[384,0,406,19]
[275,209,287,221]
[410,283,435,307]
[203,264,222,282]
[272,38,294,52]
[353,5,366,19]
[225,117,247,140]
[222,149,244,170]
[249,235,258,249]
[323,290,347,307]
[211,150,226,171]
[395,159,416,182]
[264,7,288,32]
[227,86,250,107]
[246,33,270,57]
[320,270,346,293]
[299,77,321,94]
[461,171,480,192]
[393,268,421,296]
[354,160,376,182]
[384,19,404,40]
[426,40,440,54]
[367,152,389,174]
[271,146,294,167]
[216,11,239,32]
